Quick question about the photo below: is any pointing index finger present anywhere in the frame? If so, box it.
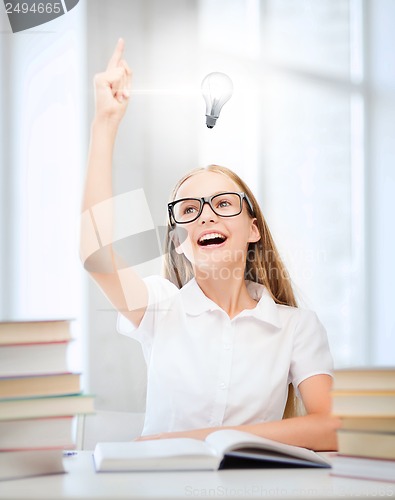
[106,38,125,70]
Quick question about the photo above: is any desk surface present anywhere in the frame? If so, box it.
[0,452,394,500]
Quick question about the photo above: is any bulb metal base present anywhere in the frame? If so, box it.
[205,115,217,129]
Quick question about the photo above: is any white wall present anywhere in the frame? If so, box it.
[84,0,200,411]
[0,1,86,372]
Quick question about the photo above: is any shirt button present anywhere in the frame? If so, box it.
[219,382,226,390]
[224,344,231,350]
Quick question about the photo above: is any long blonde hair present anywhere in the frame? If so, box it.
[162,165,303,417]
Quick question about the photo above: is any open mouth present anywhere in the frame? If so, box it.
[197,232,227,247]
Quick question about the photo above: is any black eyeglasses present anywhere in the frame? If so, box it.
[168,191,254,225]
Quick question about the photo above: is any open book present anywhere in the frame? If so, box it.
[93,429,331,472]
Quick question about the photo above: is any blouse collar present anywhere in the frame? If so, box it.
[180,278,282,329]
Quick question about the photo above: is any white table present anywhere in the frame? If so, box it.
[0,451,394,499]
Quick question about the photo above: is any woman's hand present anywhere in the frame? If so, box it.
[93,38,132,124]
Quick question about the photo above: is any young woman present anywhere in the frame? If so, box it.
[81,39,341,451]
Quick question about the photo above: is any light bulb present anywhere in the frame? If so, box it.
[201,72,233,129]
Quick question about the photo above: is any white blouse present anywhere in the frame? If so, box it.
[117,276,333,436]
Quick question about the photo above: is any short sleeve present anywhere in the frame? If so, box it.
[117,275,179,343]
[289,309,334,397]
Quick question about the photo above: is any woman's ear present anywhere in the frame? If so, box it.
[248,218,261,243]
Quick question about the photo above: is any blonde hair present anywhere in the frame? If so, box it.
[162,165,303,417]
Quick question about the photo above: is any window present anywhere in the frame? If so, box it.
[198,0,384,367]
[0,5,86,373]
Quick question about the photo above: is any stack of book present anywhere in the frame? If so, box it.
[0,320,95,481]
[331,367,395,482]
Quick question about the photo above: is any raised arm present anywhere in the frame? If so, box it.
[81,38,148,327]
[83,38,130,210]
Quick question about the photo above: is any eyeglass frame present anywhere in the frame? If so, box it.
[167,191,254,226]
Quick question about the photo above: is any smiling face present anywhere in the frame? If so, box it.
[172,171,261,275]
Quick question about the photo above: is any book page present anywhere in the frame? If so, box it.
[205,430,330,467]
[94,438,220,471]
